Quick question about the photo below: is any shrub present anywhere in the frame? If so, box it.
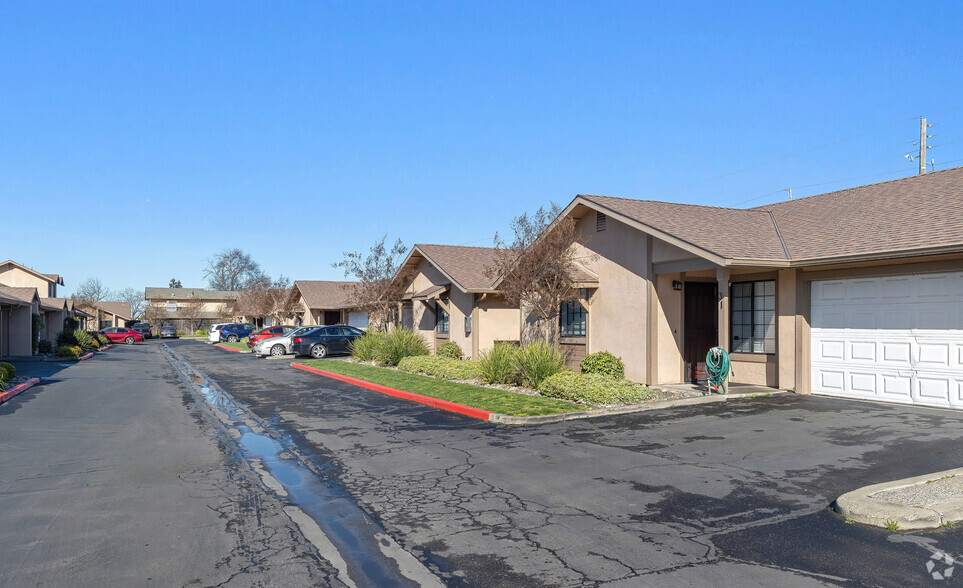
[195,329,205,336]
[56,345,81,358]
[96,334,110,345]
[72,329,99,351]
[177,329,185,335]
[398,355,481,380]
[580,351,625,378]
[374,327,429,366]
[349,331,385,362]
[436,341,463,360]
[38,340,53,354]
[63,317,80,331]
[514,341,565,388]
[477,343,520,385]
[56,329,78,349]
[539,372,655,405]
[0,361,15,379]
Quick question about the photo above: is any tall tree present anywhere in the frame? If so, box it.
[117,287,148,319]
[333,236,409,331]
[169,278,182,288]
[202,248,262,291]
[73,277,114,304]
[181,294,205,334]
[485,203,590,343]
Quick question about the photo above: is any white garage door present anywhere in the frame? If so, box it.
[347,311,368,330]
[811,271,963,408]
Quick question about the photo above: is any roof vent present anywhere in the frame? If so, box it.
[596,211,607,232]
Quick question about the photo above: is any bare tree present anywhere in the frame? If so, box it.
[486,203,590,343]
[73,277,114,304]
[117,287,147,319]
[237,275,295,327]
[181,294,206,334]
[333,236,409,332]
[203,249,262,291]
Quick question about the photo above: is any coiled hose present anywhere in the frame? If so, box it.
[705,347,731,394]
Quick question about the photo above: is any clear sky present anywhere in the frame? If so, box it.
[2,1,962,297]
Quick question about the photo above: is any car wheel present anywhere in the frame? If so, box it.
[228,335,239,342]
[270,344,285,357]
[125,336,134,344]
[310,344,327,359]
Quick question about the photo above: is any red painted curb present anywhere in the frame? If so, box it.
[79,352,94,361]
[215,344,245,353]
[100,344,114,351]
[291,362,493,421]
[0,377,41,405]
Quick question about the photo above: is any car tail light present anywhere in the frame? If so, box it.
[293,337,302,343]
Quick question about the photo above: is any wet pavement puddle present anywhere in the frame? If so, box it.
[162,344,440,588]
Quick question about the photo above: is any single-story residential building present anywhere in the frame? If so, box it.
[536,166,963,409]
[144,287,240,332]
[0,260,63,297]
[39,297,69,343]
[0,285,41,358]
[81,301,133,330]
[396,244,520,358]
[290,281,368,328]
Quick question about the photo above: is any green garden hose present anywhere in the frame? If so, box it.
[705,347,731,394]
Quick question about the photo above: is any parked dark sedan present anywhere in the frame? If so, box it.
[291,325,365,359]
[130,323,152,339]
[159,326,178,339]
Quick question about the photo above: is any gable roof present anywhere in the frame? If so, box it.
[399,244,500,292]
[87,301,132,320]
[572,166,963,266]
[144,287,241,301]
[0,260,64,286]
[292,281,358,310]
[40,297,68,311]
[0,285,40,305]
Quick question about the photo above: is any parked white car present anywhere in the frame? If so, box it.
[252,325,321,357]
[208,323,231,343]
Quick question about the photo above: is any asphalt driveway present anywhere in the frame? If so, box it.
[167,339,963,586]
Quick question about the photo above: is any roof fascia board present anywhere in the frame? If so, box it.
[791,243,963,267]
[652,258,721,274]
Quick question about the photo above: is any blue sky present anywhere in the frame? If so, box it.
[2,1,962,296]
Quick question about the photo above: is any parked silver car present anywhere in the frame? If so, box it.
[252,326,321,357]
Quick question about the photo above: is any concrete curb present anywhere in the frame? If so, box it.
[79,352,94,361]
[292,362,787,425]
[291,363,493,421]
[99,344,114,351]
[214,344,246,353]
[0,377,41,405]
[835,467,963,530]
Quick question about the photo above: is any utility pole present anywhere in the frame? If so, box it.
[919,117,932,175]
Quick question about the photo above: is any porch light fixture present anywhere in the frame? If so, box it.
[672,280,683,291]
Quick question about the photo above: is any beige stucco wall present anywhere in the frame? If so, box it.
[407,259,451,353]
[0,302,36,357]
[149,300,228,313]
[572,214,651,382]
[42,309,65,343]
[0,267,57,297]
[473,294,519,359]
[653,273,684,384]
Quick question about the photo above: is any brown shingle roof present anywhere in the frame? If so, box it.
[412,284,450,300]
[40,297,68,311]
[0,285,39,305]
[90,301,132,319]
[413,244,500,291]
[579,195,788,261]
[754,166,963,261]
[293,281,358,310]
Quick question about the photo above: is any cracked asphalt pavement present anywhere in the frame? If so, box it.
[168,340,963,587]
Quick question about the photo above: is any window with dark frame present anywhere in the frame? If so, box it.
[730,280,775,354]
[435,301,449,334]
[559,300,587,337]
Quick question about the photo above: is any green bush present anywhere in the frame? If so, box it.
[436,340,463,360]
[195,329,205,336]
[374,327,429,366]
[177,329,185,335]
[38,340,53,354]
[96,334,110,345]
[539,372,655,405]
[73,329,99,351]
[350,331,385,362]
[398,355,481,380]
[580,351,625,378]
[56,329,78,349]
[515,341,565,388]
[56,345,82,358]
[0,361,15,379]
[477,343,520,385]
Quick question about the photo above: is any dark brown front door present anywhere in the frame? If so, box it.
[324,310,341,325]
[684,282,718,383]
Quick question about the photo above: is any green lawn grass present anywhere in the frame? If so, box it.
[300,359,583,416]
[217,339,250,351]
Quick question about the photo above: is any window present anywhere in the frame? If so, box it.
[730,280,775,354]
[435,301,449,334]
[559,300,587,337]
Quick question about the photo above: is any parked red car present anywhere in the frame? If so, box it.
[101,327,145,344]
[247,325,297,348]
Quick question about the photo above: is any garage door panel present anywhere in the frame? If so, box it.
[811,271,963,410]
